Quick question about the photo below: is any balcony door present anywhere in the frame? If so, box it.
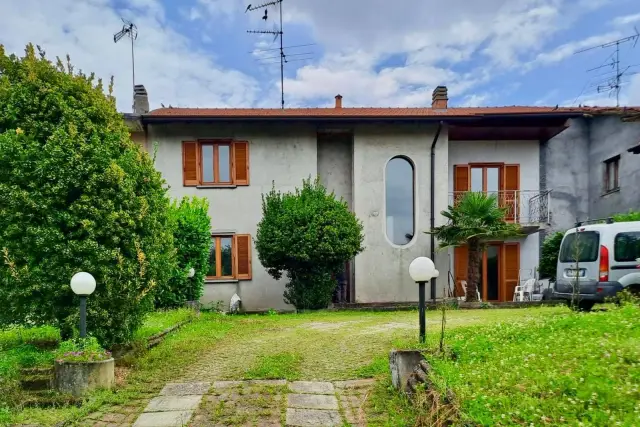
[454,163,520,221]
[470,165,501,194]
[454,243,520,302]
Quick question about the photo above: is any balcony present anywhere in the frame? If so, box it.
[448,190,551,234]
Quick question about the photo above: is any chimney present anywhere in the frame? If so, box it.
[133,84,149,114]
[335,94,343,109]
[431,86,448,109]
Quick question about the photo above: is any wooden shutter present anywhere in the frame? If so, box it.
[182,141,199,186]
[503,164,519,221]
[234,234,252,280]
[454,165,470,205]
[454,246,468,297]
[233,141,250,186]
[503,243,520,301]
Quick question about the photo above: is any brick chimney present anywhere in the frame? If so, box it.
[431,86,448,109]
[335,94,343,109]
[133,84,149,114]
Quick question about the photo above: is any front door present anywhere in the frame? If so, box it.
[454,242,520,302]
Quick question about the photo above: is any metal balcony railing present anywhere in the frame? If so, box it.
[448,190,551,225]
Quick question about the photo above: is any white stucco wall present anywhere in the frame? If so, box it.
[448,140,541,280]
[353,123,449,303]
[149,122,317,311]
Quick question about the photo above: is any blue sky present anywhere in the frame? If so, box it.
[1,0,639,111]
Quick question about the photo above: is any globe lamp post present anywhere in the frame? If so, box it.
[409,257,439,343]
[70,272,96,338]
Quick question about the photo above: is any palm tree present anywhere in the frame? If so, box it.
[429,192,522,302]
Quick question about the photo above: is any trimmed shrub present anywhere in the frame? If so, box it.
[539,231,565,281]
[256,177,364,309]
[0,44,175,348]
[155,197,211,308]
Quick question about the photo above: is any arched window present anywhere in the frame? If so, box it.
[385,156,415,245]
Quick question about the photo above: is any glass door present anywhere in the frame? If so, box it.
[478,244,502,302]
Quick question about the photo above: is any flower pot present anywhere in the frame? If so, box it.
[54,358,114,397]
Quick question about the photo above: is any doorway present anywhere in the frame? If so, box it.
[454,242,520,302]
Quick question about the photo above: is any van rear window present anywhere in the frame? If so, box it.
[559,231,599,263]
[614,232,640,262]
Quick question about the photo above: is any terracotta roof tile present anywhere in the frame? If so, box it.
[146,106,640,118]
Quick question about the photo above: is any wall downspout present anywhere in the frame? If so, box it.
[430,121,444,302]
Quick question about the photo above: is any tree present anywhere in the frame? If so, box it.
[0,44,175,347]
[255,177,364,309]
[155,197,211,308]
[430,192,521,302]
[539,231,565,281]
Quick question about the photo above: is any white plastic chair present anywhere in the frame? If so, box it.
[460,280,481,301]
[513,278,535,302]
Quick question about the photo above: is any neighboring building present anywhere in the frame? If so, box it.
[125,85,640,310]
[543,114,640,231]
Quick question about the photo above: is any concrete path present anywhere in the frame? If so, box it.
[128,379,374,427]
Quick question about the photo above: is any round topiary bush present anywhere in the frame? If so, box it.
[255,177,364,310]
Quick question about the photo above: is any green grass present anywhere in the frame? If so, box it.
[11,305,615,426]
[0,325,60,351]
[374,304,640,426]
[133,308,196,341]
[243,352,303,380]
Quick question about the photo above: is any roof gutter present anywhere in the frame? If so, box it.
[430,121,444,302]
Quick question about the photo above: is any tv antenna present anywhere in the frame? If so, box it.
[113,18,138,93]
[246,0,288,109]
[574,28,640,106]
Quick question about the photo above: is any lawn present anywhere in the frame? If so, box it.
[7,305,637,426]
[3,306,567,426]
[0,308,197,425]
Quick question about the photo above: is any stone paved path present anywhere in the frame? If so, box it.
[128,379,374,427]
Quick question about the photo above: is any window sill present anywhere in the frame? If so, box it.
[197,185,237,189]
[205,279,239,284]
[601,188,620,197]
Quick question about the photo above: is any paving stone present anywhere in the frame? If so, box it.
[287,394,338,410]
[160,382,211,396]
[144,395,203,412]
[249,379,287,386]
[101,413,126,423]
[285,408,342,426]
[212,380,244,389]
[334,379,376,389]
[289,381,334,395]
[133,411,193,427]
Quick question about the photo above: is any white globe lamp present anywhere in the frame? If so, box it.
[70,272,96,338]
[409,257,438,343]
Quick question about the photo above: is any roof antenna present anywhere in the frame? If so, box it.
[246,1,287,109]
[113,18,139,95]
[573,27,640,107]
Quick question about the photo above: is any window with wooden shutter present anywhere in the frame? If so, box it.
[503,164,519,221]
[206,233,252,281]
[182,141,199,186]
[233,141,250,186]
[235,234,252,280]
[453,165,470,204]
[182,140,250,186]
[502,243,520,301]
[454,246,468,297]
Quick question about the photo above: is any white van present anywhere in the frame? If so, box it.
[553,219,640,310]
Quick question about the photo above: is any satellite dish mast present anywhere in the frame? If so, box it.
[113,18,139,93]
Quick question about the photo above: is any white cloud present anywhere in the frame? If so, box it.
[0,0,259,112]
[529,32,621,67]
[611,13,640,27]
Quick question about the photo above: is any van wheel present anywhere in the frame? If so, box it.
[577,301,595,312]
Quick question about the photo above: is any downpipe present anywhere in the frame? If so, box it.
[430,121,444,302]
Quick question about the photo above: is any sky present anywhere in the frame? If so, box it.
[1,0,640,112]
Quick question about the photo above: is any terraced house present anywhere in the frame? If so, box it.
[125,85,640,311]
